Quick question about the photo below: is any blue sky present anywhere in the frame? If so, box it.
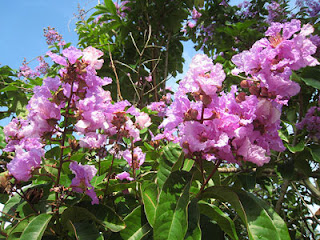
[0,0,97,69]
[0,0,246,70]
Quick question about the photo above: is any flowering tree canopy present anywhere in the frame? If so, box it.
[0,0,320,239]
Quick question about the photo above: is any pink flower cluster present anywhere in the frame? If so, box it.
[159,20,319,167]
[296,99,320,141]
[5,45,149,197]
[159,52,285,166]
[69,161,99,204]
[43,27,64,46]
[232,19,319,99]
[267,1,285,23]
[18,57,49,79]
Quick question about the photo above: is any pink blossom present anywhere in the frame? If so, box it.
[79,132,107,148]
[237,137,270,166]
[62,46,83,64]
[69,161,99,205]
[135,112,151,129]
[82,46,104,70]
[116,172,134,181]
[145,75,152,82]
[43,76,61,91]
[122,147,145,169]
[7,147,43,181]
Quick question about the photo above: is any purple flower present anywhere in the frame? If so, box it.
[79,132,107,148]
[297,106,320,140]
[122,147,145,169]
[62,46,83,64]
[47,51,68,66]
[7,147,43,181]
[116,172,134,181]
[43,76,61,91]
[69,161,99,205]
[237,137,270,166]
[82,46,104,70]
[43,27,63,45]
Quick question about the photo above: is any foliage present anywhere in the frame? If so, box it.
[0,0,320,239]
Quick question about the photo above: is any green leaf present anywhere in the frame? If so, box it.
[182,159,194,172]
[7,217,36,240]
[0,127,6,148]
[104,0,117,15]
[153,171,192,240]
[184,199,201,240]
[301,77,320,89]
[120,206,151,240]
[157,143,183,189]
[200,186,290,240]
[91,173,107,188]
[285,140,305,153]
[308,145,320,162]
[141,182,158,227]
[278,130,289,143]
[2,195,21,221]
[198,201,238,240]
[20,214,52,240]
[199,214,224,239]
[0,85,18,92]
[73,221,104,240]
[70,203,126,232]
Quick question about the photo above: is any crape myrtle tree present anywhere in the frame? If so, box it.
[0,0,319,239]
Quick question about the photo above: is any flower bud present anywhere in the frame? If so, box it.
[200,94,212,106]
[249,85,260,96]
[236,92,247,103]
[260,87,269,97]
[240,80,249,88]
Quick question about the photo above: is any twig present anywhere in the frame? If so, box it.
[163,32,171,85]
[108,44,123,101]
[197,159,222,197]
[114,60,138,73]
[143,76,171,95]
[302,178,320,200]
[129,32,141,56]
[292,183,320,225]
[275,179,289,214]
[127,72,141,101]
[69,220,79,240]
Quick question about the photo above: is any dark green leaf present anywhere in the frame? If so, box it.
[141,182,158,227]
[308,145,320,162]
[153,171,192,240]
[285,140,305,153]
[157,143,183,189]
[184,199,201,240]
[72,203,126,232]
[301,77,320,89]
[120,206,151,240]
[73,221,104,240]
[198,201,238,240]
[200,186,290,240]
[20,214,52,240]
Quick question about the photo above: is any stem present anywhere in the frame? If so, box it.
[197,159,222,197]
[130,137,136,179]
[16,189,39,214]
[275,179,289,214]
[198,157,205,183]
[200,104,205,124]
[104,153,115,198]
[108,44,123,101]
[54,71,75,227]
[151,48,158,102]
